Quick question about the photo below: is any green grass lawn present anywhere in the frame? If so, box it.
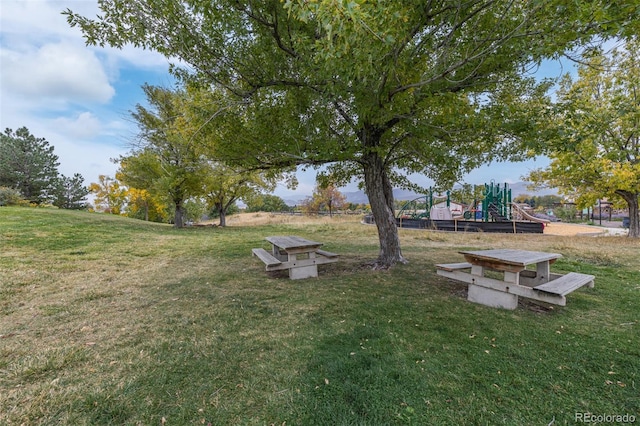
[1,207,638,425]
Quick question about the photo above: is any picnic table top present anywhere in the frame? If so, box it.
[459,249,562,267]
[265,235,323,251]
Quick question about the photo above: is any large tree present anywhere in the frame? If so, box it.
[122,85,209,228]
[0,127,60,204]
[67,1,638,267]
[121,85,292,227]
[528,40,640,237]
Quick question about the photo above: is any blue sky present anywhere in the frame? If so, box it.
[1,0,568,202]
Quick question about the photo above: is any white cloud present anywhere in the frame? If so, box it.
[1,42,115,104]
[0,0,96,44]
[105,44,176,71]
[54,136,125,184]
[52,112,102,139]
[0,0,172,108]
[0,0,168,184]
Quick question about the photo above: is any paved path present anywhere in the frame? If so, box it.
[584,220,628,236]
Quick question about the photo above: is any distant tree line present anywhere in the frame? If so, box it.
[0,127,89,209]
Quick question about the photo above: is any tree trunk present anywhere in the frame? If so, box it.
[363,151,406,268]
[218,202,227,227]
[617,190,639,237]
[174,199,185,228]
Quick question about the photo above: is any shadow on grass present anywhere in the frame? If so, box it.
[292,323,424,425]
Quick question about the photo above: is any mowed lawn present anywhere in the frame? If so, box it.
[1,207,638,425]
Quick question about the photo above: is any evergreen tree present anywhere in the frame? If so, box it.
[52,173,90,210]
[0,127,60,204]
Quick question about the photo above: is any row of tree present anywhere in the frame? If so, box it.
[89,174,233,224]
[0,127,89,208]
[0,119,352,222]
[89,173,295,224]
[67,1,639,266]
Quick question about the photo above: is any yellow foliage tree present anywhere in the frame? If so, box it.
[301,184,347,217]
[125,187,169,223]
[88,175,127,214]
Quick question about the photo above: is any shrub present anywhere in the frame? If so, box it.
[0,187,23,206]
[554,205,578,222]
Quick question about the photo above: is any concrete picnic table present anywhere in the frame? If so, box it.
[252,235,339,279]
[436,249,595,309]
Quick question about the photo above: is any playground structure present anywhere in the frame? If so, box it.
[391,182,549,233]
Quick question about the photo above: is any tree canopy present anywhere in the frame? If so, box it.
[124,187,168,222]
[121,85,210,227]
[528,39,640,237]
[1,127,91,209]
[67,1,639,266]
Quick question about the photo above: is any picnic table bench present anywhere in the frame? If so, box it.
[436,249,594,309]
[252,235,339,279]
